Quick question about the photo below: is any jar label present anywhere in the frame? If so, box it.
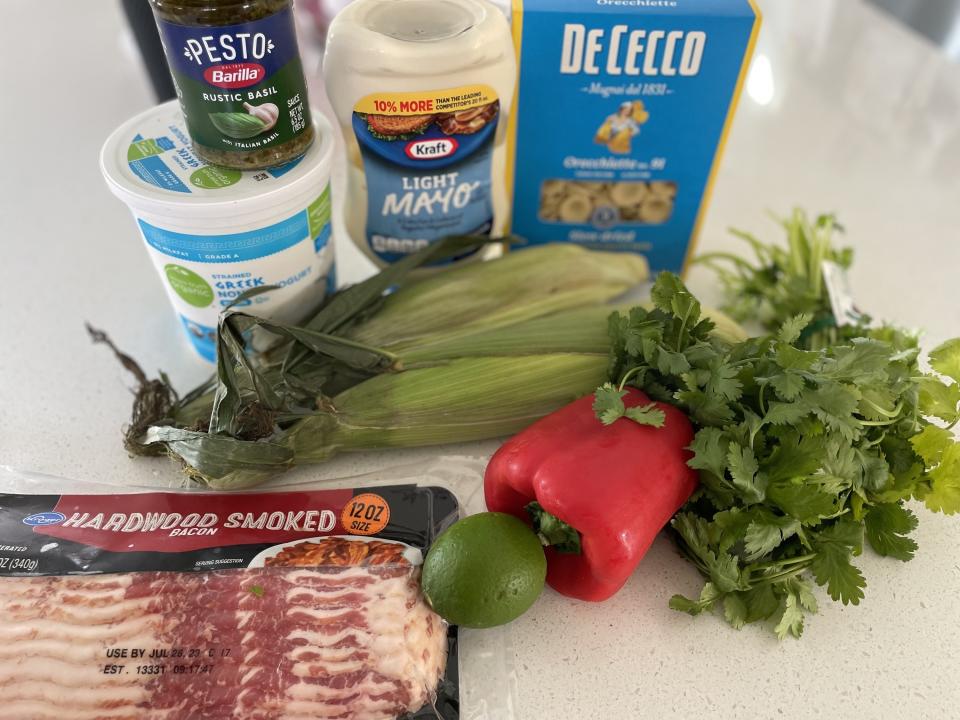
[155,6,311,156]
[351,85,500,264]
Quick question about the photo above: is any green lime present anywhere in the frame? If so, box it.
[421,512,546,628]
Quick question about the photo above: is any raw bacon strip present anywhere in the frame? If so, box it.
[0,537,446,720]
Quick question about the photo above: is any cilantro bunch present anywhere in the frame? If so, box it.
[696,209,859,349]
[601,272,960,638]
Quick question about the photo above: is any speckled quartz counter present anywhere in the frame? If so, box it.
[2,1,959,718]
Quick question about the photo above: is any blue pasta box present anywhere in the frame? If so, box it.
[506,0,761,273]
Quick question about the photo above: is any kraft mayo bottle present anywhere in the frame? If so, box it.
[323,0,515,267]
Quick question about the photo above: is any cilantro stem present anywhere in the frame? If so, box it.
[749,553,817,571]
[863,433,885,448]
[695,251,758,271]
[859,417,900,427]
[861,398,903,419]
[750,563,812,586]
[617,366,644,392]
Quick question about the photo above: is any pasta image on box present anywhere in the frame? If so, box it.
[508,0,760,273]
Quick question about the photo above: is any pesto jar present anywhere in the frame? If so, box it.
[150,0,315,169]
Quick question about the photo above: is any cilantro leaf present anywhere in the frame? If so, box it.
[668,582,721,616]
[726,442,767,504]
[811,523,866,605]
[743,514,799,560]
[623,308,662,357]
[819,339,891,383]
[774,592,805,640]
[674,388,736,426]
[778,313,812,345]
[624,403,666,427]
[924,441,960,515]
[687,427,729,478]
[918,376,960,424]
[777,343,818,371]
[856,450,890,492]
[818,517,864,550]
[708,550,745,593]
[810,543,865,605]
[910,423,952,466]
[249,585,265,597]
[593,383,626,425]
[864,503,918,561]
[723,592,749,630]
[789,578,819,614]
[767,478,839,523]
[803,383,862,440]
[742,584,781,623]
[928,338,960,383]
[704,358,743,402]
[770,371,806,400]
[762,432,824,483]
[655,346,691,375]
[764,401,809,426]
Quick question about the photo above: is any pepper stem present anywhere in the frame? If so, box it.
[524,501,582,554]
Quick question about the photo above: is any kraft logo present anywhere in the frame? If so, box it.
[405,137,458,160]
[22,512,66,527]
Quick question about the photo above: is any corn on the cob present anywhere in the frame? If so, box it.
[348,244,648,348]
[115,237,750,489]
[187,353,608,488]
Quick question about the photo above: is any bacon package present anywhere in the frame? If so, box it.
[0,481,461,720]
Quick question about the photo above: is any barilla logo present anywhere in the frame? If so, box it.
[560,25,706,76]
[203,63,266,89]
[405,138,459,161]
[22,512,66,527]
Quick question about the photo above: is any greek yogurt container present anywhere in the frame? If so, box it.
[100,100,335,363]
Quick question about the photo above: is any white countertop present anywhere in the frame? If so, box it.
[2,0,960,718]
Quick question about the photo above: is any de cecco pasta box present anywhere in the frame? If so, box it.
[507,0,761,273]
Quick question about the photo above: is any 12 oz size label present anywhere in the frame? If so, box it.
[155,6,311,153]
[340,493,390,535]
[352,85,500,264]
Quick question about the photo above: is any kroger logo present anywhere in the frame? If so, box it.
[22,512,66,527]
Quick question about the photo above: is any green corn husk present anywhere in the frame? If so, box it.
[398,305,615,365]
[296,353,609,458]
[347,244,648,348]
[147,353,608,489]
[398,302,748,365]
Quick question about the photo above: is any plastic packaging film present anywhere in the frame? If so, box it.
[0,458,517,720]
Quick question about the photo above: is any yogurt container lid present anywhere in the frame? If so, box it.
[99,100,335,218]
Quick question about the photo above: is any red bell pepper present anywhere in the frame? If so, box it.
[484,387,697,602]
